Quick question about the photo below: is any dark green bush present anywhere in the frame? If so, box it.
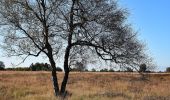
[84,69,88,72]
[139,64,147,72]
[100,68,108,72]
[91,68,96,72]
[166,67,170,72]
[29,63,51,71]
[0,67,5,70]
[56,67,63,72]
[109,69,115,72]
[126,67,133,72]
[0,61,5,70]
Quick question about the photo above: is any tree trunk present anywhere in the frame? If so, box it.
[60,46,71,96]
[50,59,60,96]
[52,69,60,96]
[48,51,60,96]
[59,0,74,95]
[60,71,69,96]
[45,38,60,96]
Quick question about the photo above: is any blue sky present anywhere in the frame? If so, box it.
[119,0,170,71]
[0,0,170,71]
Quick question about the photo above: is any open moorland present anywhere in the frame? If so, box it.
[0,71,170,100]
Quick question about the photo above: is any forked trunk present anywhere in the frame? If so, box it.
[60,46,71,96]
[60,71,69,96]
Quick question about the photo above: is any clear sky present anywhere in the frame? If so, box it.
[119,0,170,71]
[0,0,170,71]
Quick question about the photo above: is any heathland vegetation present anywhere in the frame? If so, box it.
[0,0,165,99]
[1,71,170,100]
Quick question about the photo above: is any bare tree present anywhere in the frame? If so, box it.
[56,0,149,95]
[0,0,150,97]
[0,0,63,96]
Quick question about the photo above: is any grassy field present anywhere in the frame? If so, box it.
[0,71,170,100]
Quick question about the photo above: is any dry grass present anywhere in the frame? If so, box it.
[0,71,170,100]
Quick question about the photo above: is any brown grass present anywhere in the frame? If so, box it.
[0,71,170,100]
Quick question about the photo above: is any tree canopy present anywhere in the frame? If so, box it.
[0,0,152,97]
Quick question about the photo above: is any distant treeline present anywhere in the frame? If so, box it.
[3,65,150,72]
[4,63,63,72]
[0,62,157,72]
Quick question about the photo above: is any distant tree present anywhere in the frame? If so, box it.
[91,68,96,72]
[56,67,63,72]
[109,68,115,72]
[71,61,86,72]
[100,68,108,72]
[166,67,170,72]
[0,61,5,70]
[85,69,89,72]
[29,63,51,71]
[29,63,36,71]
[126,67,133,72]
[139,64,147,72]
